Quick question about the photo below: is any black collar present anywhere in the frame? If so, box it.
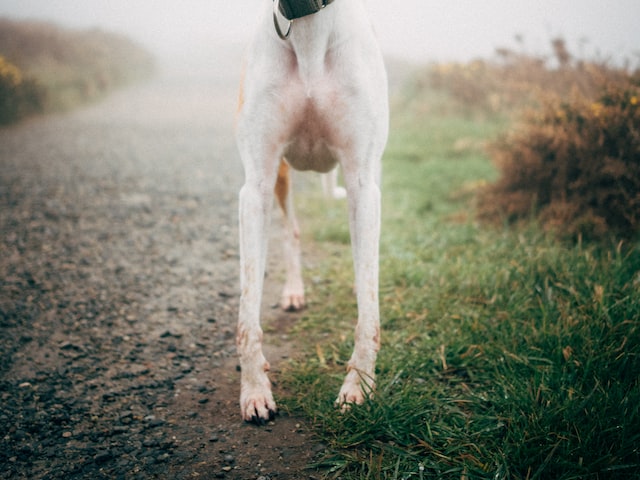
[277,0,335,20]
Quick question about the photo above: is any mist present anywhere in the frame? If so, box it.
[1,0,638,68]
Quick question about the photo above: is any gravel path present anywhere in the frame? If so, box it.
[0,67,323,479]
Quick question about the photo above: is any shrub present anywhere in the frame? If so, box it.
[0,17,154,120]
[0,55,45,124]
[425,37,635,117]
[479,81,640,240]
[423,36,640,240]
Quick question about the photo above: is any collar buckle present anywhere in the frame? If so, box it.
[273,0,293,40]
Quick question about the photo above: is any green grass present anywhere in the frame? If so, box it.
[279,88,640,479]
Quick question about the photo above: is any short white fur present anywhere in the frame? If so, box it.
[235,0,388,423]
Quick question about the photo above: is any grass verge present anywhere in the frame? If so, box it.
[279,86,640,479]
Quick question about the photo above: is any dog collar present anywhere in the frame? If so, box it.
[276,0,334,20]
[273,0,334,40]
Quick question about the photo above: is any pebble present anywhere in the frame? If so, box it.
[156,453,170,463]
[147,418,166,428]
[94,451,113,463]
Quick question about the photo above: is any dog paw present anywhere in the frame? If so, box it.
[331,186,347,199]
[335,370,374,411]
[280,289,305,312]
[240,386,277,425]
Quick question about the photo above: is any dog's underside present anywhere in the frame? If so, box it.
[235,0,389,423]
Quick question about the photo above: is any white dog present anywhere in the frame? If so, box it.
[235,0,388,423]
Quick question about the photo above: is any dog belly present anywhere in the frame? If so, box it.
[280,92,344,173]
[284,137,338,173]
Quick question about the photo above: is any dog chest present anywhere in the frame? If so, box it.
[281,93,343,173]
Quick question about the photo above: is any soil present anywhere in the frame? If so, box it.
[0,66,327,479]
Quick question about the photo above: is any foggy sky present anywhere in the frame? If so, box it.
[0,0,638,64]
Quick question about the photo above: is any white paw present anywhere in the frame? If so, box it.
[240,383,277,424]
[332,186,347,199]
[280,284,305,312]
[335,369,374,411]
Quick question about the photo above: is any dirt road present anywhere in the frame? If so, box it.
[0,66,323,479]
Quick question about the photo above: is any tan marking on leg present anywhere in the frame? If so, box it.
[274,159,290,214]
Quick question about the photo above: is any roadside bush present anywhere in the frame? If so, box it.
[422,36,640,240]
[0,17,154,120]
[0,55,45,124]
[479,81,640,240]
[426,37,634,117]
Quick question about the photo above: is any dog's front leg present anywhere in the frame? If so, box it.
[337,171,381,406]
[237,172,278,423]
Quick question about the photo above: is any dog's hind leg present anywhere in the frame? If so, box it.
[274,159,305,311]
[321,166,347,199]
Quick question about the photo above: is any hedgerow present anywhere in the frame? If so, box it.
[478,79,640,240]
[0,17,154,124]
[0,55,45,124]
[424,37,640,240]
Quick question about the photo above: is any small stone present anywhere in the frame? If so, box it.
[147,418,166,428]
[156,453,170,463]
[94,451,112,463]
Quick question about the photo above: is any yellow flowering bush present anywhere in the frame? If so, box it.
[0,55,23,85]
[479,81,640,239]
[0,18,154,124]
[426,37,636,118]
[0,55,45,124]
[421,36,640,239]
